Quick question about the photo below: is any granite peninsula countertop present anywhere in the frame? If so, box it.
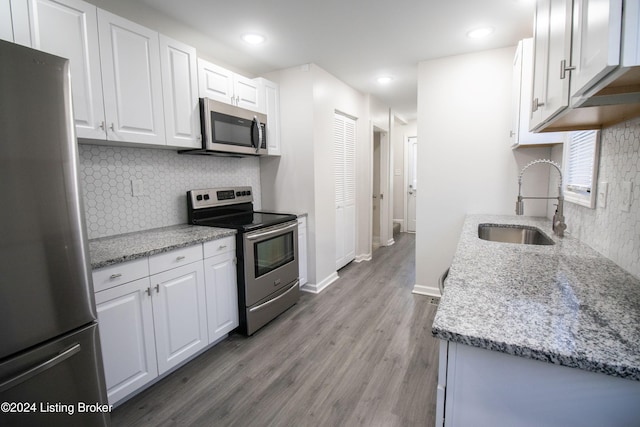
[89,225,236,270]
[432,214,640,381]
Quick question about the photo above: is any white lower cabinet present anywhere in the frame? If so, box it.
[203,237,238,343]
[95,276,158,405]
[297,216,307,286]
[437,340,640,426]
[94,239,238,405]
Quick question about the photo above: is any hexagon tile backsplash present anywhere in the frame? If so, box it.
[554,118,640,279]
[79,144,261,239]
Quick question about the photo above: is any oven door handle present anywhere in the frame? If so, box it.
[249,280,299,313]
[245,221,297,241]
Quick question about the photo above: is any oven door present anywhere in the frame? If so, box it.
[243,221,298,307]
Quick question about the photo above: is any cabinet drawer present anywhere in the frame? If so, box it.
[92,258,149,293]
[149,244,203,275]
[203,236,235,259]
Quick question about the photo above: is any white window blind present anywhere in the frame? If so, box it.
[564,130,600,208]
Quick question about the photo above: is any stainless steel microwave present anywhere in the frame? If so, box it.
[197,98,267,156]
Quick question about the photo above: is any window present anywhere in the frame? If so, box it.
[563,130,601,208]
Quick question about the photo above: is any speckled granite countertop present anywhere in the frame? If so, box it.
[89,225,236,270]
[432,214,640,381]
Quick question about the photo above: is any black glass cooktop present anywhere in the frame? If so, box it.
[194,211,297,232]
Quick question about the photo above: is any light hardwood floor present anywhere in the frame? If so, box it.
[111,232,439,426]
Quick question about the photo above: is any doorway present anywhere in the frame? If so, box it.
[371,126,391,251]
[406,136,417,233]
[372,131,381,249]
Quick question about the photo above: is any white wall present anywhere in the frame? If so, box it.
[415,47,552,296]
[261,64,372,291]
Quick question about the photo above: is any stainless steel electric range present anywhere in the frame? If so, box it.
[187,186,299,335]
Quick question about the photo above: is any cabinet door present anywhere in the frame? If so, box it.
[95,277,158,405]
[198,58,234,104]
[514,38,566,146]
[234,74,261,112]
[0,0,13,42]
[15,0,106,139]
[530,0,572,130]
[570,0,622,99]
[510,40,524,146]
[151,262,207,374]
[97,9,165,145]
[204,252,238,343]
[159,34,201,149]
[262,79,281,155]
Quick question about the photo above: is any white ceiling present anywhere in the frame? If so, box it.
[137,0,535,121]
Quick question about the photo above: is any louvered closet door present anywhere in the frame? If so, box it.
[335,113,356,270]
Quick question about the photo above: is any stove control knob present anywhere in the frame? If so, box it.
[247,190,252,196]
[196,195,203,201]
[203,194,210,200]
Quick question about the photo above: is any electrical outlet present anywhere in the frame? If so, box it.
[131,179,144,197]
[598,182,608,208]
[621,181,633,212]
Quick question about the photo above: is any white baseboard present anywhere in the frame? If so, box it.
[412,284,441,297]
[300,271,339,294]
[355,253,372,262]
[386,238,395,246]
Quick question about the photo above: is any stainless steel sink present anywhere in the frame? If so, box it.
[478,224,555,245]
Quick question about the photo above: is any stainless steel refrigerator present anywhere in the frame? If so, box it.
[0,41,110,426]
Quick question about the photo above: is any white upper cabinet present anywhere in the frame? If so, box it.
[12,0,107,139]
[98,9,165,145]
[530,0,573,131]
[159,34,201,149]
[198,58,262,112]
[570,0,623,99]
[1,0,13,42]
[531,0,640,132]
[511,38,565,147]
[256,77,281,155]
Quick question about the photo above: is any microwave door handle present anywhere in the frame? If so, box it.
[253,116,262,153]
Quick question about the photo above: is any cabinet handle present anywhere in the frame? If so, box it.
[99,121,105,130]
[155,284,160,293]
[109,123,115,131]
[509,130,515,137]
[532,98,545,112]
[176,255,186,261]
[560,59,575,80]
[218,245,227,250]
[146,287,151,296]
[109,273,122,279]
[236,95,240,105]
[231,95,235,104]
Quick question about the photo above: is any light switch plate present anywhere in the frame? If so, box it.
[598,182,608,208]
[621,181,632,212]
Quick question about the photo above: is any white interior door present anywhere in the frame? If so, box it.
[407,137,417,233]
[335,112,356,270]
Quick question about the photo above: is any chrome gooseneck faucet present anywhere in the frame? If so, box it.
[516,159,566,237]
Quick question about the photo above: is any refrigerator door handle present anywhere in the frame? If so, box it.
[0,343,81,393]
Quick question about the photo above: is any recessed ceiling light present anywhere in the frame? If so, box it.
[242,33,266,45]
[377,76,393,84]
[467,27,494,39]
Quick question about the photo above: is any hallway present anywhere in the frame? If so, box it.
[111,233,439,426]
